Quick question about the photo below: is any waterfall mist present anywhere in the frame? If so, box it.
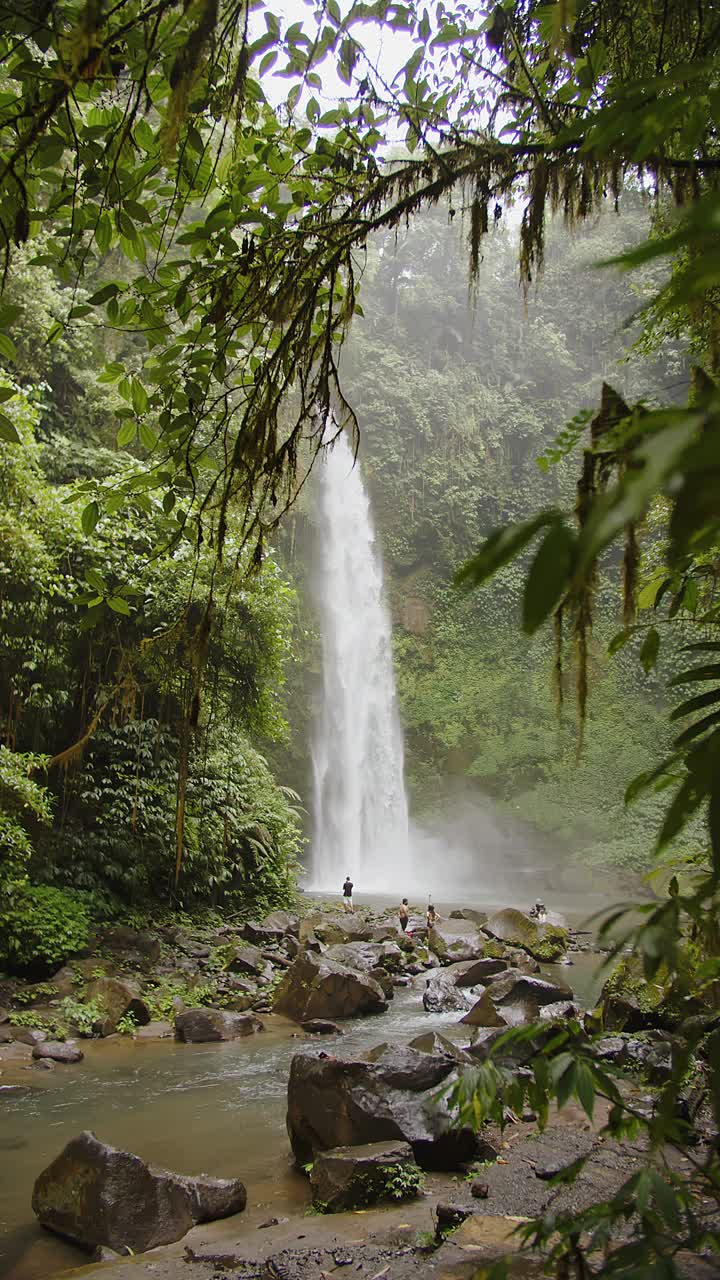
[310,429,411,893]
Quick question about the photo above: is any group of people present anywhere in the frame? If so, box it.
[341,877,437,935]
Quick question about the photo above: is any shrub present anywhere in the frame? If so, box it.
[0,884,90,975]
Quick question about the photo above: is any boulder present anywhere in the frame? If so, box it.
[539,1000,583,1022]
[299,913,373,947]
[0,1041,33,1062]
[448,909,488,926]
[455,958,509,987]
[273,952,387,1022]
[175,1009,263,1042]
[597,957,676,1031]
[461,972,573,1028]
[101,926,162,965]
[302,1019,343,1035]
[0,1007,9,1024]
[134,1021,174,1040]
[32,1041,83,1064]
[309,1140,421,1212]
[482,909,568,962]
[32,1131,246,1253]
[423,970,477,1013]
[84,979,151,1036]
[286,1046,495,1170]
[408,1032,474,1066]
[48,966,79,998]
[240,911,298,946]
[428,922,485,964]
[227,945,273,980]
[10,1026,47,1046]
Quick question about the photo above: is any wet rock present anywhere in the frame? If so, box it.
[0,1006,10,1023]
[175,1008,263,1042]
[595,1032,674,1083]
[0,1041,33,1062]
[241,912,298,946]
[423,970,477,1013]
[302,1019,343,1035]
[299,913,373,947]
[539,1000,583,1022]
[9,1026,48,1046]
[32,1041,83,1064]
[408,1032,474,1066]
[101,925,161,964]
[30,1057,56,1071]
[32,1131,246,1252]
[48,966,79,998]
[134,1021,174,1040]
[436,1203,473,1233]
[428,922,485,963]
[0,1023,12,1043]
[273,951,387,1022]
[369,966,395,999]
[309,1140,420,1212]
[449,909,489,926]
[84,978,151,1036]
[228,944,273,980]
[286,1045,495,1170]
[461,972,574,1028]
[455,958,509,986]
[483,908,569,962]
[470,1179,489,1199]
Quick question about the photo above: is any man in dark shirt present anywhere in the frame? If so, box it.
[342,876,354,912]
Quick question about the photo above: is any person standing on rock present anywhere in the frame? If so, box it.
[426,903,437,929]
[398,899,410,932]
[342,876,354,912]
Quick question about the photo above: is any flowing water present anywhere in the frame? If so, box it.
[0,942,604,1280]
[310,429,410,893]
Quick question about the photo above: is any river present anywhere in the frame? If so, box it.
[0,905,606,1280]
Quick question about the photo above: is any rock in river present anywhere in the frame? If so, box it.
[273,951,388,1022]
[286,1045,496,1169]
[32,1131,246,1253]
[83,978,151,1036]
[461,972,574,1028]
[32,1041,84,1064]
[310,1140,421,1212]
[482,908,568,962]
[175,1008,263,1042]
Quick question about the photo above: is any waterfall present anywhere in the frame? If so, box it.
[310,428,411,893]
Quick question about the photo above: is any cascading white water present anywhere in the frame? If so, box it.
[310,428,411,893]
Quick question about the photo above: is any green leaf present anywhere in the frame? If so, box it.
[138,421,158,450]
[95,211,113,254]
[131,378,149,414]
[522,520,575,634]
[455,513,560,592]
[0,387,15,403]
[0,413,20,442]
[107,596,132,616]
[85,568,107,594]
[117,421,136,447]
[608,628,631,656]
[81,501,100,535]
[639,627,660,673]
[87,283,121,306]
[0,333,18,362]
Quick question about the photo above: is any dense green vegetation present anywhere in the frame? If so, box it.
[0,0,719,1275]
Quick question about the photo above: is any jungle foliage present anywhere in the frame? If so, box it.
[0,0,719,1272]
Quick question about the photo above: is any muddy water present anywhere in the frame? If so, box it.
[0,944,603,1280]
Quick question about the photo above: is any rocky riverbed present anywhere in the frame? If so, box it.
[1,896,717,1280]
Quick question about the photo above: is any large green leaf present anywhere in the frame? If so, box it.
[455,512,560,593]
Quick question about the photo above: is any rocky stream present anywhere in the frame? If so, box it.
[0,896,716,1280]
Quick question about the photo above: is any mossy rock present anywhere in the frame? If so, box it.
[483,909,568,962]
[597,955,703,1032]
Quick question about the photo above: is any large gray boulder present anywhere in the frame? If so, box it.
[482,908,568,962]
[273,951,387,1022]
[422,969,477,1013]
[461,972,574,1027]
[309,1140,421,1212]
[299,913,374,947]
[33,1041,84,1064]
[427,922,485,964]
[174,1009,263,1042]
[84,978,151,1036]
[32,1131,246,1252]
[227,944,273,980]
[239,911,297,946]
[455,958,509,986]
[286,1045,495,1170]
